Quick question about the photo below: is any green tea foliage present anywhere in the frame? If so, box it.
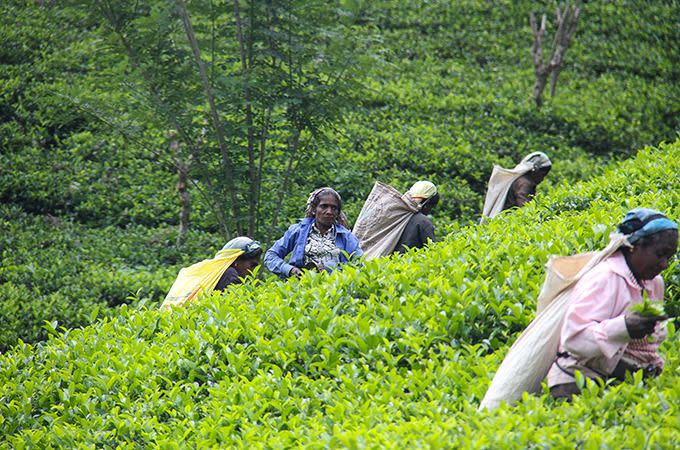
[2,142,680,447]
[0,205,223,351]
[326,0,680,221]
[2,0,679,235]
[629,294,666,318]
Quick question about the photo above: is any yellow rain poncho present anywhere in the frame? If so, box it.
[161,248,243,309]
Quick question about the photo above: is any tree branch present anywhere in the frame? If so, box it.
[176,0,241,234]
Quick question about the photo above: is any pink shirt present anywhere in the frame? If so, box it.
[547,250,666,387]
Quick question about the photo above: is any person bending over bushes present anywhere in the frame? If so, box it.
[214,237,263,290]
[393,181,440,254]
[548,208,678,399]
[502,153,551,212]
[162,237,262,309]
[481,152,552,222]
[265,187,363,279]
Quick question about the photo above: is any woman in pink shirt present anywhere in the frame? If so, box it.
[548,208,678,399]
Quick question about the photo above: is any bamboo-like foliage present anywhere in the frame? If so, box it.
[84,0,366,240]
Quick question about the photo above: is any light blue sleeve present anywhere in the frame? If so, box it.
[264,227,297,278]
[346,233,363,260]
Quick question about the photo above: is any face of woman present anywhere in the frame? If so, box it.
[234,256,260,278]
[531,166,551,184]
[314,194,339,228]
[627,230,678,280]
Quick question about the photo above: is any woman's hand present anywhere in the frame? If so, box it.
[611,358,641,381]
[289,267,303,278]
[624,311,667,339]
[643,364,662,378]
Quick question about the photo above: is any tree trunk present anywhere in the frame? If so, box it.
[170,135,191,247]
[529,13,549,108]
[549,3,580,97]
[176,0,242,234]
[254,106,272,234]
[268,129,301,242]
[550,66,562,97]
[529,2,580,108]
[114,30,232,240]
[233,0,258,237]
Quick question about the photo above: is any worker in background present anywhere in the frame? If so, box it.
[481,152,552,222]
[264,187,363,279]
[393,181,440,254]
[162,236,262,309]
[214,237,263,291]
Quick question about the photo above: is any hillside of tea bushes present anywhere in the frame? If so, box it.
[2,142,680,447]
[2,0,679,230]
[0,205,226,351]
[2,0,679,352]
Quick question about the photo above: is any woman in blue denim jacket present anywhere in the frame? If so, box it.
[264,187,363,279]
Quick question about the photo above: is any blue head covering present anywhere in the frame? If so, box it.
[617,208,678,245]
[222,236,262,256]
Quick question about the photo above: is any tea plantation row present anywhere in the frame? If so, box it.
[1,141,679,447]
[3,1,679,231]
[0,206,223,351]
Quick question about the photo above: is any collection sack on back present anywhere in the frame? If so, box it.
[161,237,262,309]
[480,152,552,223]
[481,208,676,409]
[353,181,438,260]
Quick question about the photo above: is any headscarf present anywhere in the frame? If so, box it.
[305,187,349,228]
[222,236,262,257]
[617,208,678,245]
[520,152,552,171]
[407,181,438,204]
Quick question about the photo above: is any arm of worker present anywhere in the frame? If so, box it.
[511,176,536,207]
[214,266,240,291]
[561,273,631,360]
[346,233,364,262]
[418,217,436,245]
[264,226,299,278]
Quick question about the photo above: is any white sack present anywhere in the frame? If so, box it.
[479,234,628,411]
[352,181,420,260]
[480,152,551,223]
[480,163,533,222]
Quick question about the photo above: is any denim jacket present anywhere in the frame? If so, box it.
[264,217,363,278]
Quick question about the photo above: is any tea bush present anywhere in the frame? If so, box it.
[0,205,224,351]
[325,0,680,220]
[1,142,679,447]
[2,0,679,234]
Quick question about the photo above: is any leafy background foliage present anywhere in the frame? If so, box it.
[2,0,680,446]
[2,144,680,447]
[2,0,679,230]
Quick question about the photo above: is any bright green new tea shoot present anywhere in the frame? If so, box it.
[628,292,666,318]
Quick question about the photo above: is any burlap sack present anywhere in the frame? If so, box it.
[352,181,420,260]
[480,163,533,223]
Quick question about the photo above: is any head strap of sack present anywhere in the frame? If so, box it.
[520,151,552,171]
[221,236,261,257]
[407,181,437,203]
